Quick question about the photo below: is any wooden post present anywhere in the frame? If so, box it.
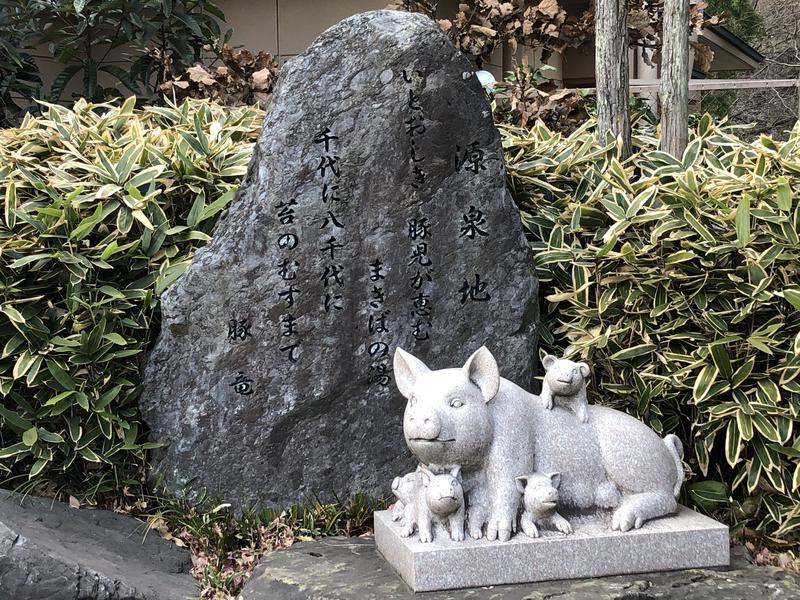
[595,0,632,159]
[660,0,690,157]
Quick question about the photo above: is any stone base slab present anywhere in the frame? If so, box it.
[374,506,729,592]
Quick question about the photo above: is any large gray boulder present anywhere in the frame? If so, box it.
[141,10,538,509]
[0,490,195,600]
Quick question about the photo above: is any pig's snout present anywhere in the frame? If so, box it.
[406,408,442,440]
[527,486,558,504]
[557,372,575,385]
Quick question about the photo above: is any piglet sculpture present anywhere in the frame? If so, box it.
[516,472,572,537]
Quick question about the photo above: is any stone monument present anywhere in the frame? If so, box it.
[140,10,538,509]
[375,347,730,591]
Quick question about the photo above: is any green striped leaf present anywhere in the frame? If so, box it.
[609,344,657,361]
[693,364,719,403]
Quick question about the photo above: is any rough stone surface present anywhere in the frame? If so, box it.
[0,490,195,600]
[375,508,729,592]
[141,10,538,508]
[241,536,800,600]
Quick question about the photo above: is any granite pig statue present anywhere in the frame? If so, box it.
[391,470,421,538]
[394,346,684,541]
[515,472,573,537]
[540,355,590,423]
[417,465,465,542]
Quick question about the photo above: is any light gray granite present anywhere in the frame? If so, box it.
[539,354,590,423]
[392,347,685,544]
[375,507,729,592]
[241,536,799,600]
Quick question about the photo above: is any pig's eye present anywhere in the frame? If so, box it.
[572,368,578,376]
[449,399,464,408]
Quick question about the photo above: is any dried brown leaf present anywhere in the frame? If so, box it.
[537,0,560,18]
[251,68,274,91]
[469,25,497,37]
[691,41,715,73]
[186,65,216,86]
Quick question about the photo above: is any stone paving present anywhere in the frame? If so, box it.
[0,490,195,600]
[241,536,800,600]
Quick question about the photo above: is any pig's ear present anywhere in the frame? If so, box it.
[515,475,528,495]
[463,346,500,402]
[542,354,557,370]
[450,465,462,481]
[394,347,430,399]
[547,472,562,488]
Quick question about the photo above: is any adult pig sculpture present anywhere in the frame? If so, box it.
[394,346,684,542]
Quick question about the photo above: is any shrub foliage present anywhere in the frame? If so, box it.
[0,98,263,501]
[4,92,800,544]
[1,0,229,104]
[504,117,800,538]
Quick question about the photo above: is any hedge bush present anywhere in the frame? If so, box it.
[0,98,263,502]
[504,116,800,538]
[4,94,800,542]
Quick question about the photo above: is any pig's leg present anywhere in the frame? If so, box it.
[573,397,589,424]
[418,518,434,543]
[520,512,539,538]
[391,500,405,521]
[467,503,486,539]
[548,512,573,534]
[486,513,515,541]
[541,382,554,410]
[416,499,434,543]
[400,502,417,537]
[611,491,677,532]
[449,505,465,542]
[486,479,520,542]
[466,481,489,539]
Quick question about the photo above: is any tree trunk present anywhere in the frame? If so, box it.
[660,0,690,157]
[595,0,632,159]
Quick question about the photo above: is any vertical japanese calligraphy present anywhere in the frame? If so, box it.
[459,205,488,239]
[230,371,254,396]
[407,216,434,341]
[366,257,391,387]
[314,127,347,317]
[454,138,491,306]
[454,141,487,173]
[227,316,252,341]
[403,69,427,189]
[227,318,255,395]
[459,273,491,304]
[401,68,435,343]
[457,204,491,304]
[276,193,301,361]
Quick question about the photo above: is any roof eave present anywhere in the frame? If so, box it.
[704,23,765,64]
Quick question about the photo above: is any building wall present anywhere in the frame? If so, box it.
[220,0,562,80]
[37,0,479,99]
[224,1,465,60]
[30,0,754,103]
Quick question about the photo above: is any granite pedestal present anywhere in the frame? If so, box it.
[374,506,729,592]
